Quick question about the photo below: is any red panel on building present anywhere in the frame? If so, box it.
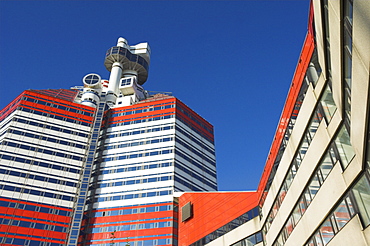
[178,192,259,246]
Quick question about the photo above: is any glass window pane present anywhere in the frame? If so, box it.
[320,218,334,245]
[335,126,355,168]
[292,204,302,225]
[333,200,351,230]
[285,170,293,188]
[308,110,322,140]
[320,152,334,180]
[309,174,321,199]
[272,200,279,218]
[305,189,312,207]
[246,234,256,245]
[299,197,307,215]
[279,184,287,205]
[291,162,298,178]
[285,216,294,236]
[299,136,310,160]
[314,231,324,246]
[345,196,355,216]
[352,174,370,226]
[306,238,316,246]
[320,84,337,122]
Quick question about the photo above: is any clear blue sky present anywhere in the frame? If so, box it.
[0,0,310,191]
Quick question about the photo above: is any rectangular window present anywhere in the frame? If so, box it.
[352,173,370,226]
[320,218,334,245]
[335,126,355,168]
[320,83,337,123]
[308,174,321,199]
[292,204,302,225]
[333,199,351,230]
[285,216,294,236]
[320,151,334,180]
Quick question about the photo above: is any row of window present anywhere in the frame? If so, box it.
[0,184,74,201]
[103,124,173,140]
[0,168,77,187]
[97,161,173,176]
[231,231,263,246]
[8,128,86,149]
[264,82,336,233]
[32,89,79,103]
[110,104,174,117]
[100,148,173,162]
[13,117,89,138]
[271,140,341,245]
[177,103,213,135]
[110,107,173,125]
[175,169,217,191]
[2,140,84,161]
[0,218,68,233]
[0,237,64,246]
[305,194,355,246]
[90,238,173,246]
[0,97,22,120]
[343,0,353,127]
[108,113,174,127]
[102,136,173,151]
[175,125,215,154]
[91,216,173,227]
[177,114,214,143]
[176,137,215,167]
[266,124,355,244]
[0,199,71,217]
[19,106,92,126]
[90,221,172,233]
[93,204,173,217]
[111,98,174,113]
[190,207,259,246]
[175,149,217,177]
[0,153,81,174]
[307,166,370,246]
[92,189,172,203]
[23,95,94,116]
[67,100,107,243]
[105,46,149,71]
[261,47,321,205]
[97,175,173,188]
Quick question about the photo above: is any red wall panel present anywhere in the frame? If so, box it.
[178,192,258,246]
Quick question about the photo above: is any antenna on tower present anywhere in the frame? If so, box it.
[104,37,151,106]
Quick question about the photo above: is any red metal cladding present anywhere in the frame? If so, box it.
[178,192,259,246]
[175,99,213,131]
[0,89,95,124]
[0,225,67,240]
[175,99,214,142]
[81,202,178,244]
[0,93,23,121]
[256,32,315,205]
[20,99,94,123]
[107,98,176,125]
[108,108,175,125]
[0,233,65,244]
[0,208,71,224]
[110,98,176,114]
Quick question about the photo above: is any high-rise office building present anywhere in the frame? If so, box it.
[0,38,217,246]
[178,0,370,246]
